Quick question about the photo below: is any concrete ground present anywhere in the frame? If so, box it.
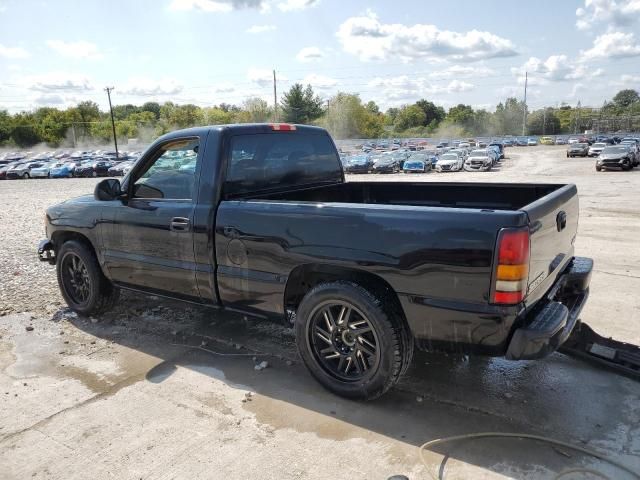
[0,145,639,479]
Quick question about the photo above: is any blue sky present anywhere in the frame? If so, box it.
[1,0,640,113]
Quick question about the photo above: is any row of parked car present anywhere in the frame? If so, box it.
[0,149,141,180]
[565,136,640,171]
[343,142,506,174]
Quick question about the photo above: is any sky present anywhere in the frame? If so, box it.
[1,0,640,114]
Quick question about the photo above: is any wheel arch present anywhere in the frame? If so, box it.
[284,264,409,329]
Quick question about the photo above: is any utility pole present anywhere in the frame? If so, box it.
[104,87,119,158]
[522,72,528,136]
[575,100,581,134]
[542,108,546,135]
[71,123,77,148]
[272,70,278,122]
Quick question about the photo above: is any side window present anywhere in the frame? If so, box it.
[132,138,199,200]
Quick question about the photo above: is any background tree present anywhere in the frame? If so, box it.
[243,97,272,122]
[612,89,639,110]
[415,99,446,127]
[394,105,426,131]
[281,83,323,123]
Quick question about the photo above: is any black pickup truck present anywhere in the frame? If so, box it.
[38,124,592,400]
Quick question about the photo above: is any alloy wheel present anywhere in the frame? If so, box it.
[61,253,92,304]
[308,301,381,382]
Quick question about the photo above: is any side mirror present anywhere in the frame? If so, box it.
[94,178,123,201]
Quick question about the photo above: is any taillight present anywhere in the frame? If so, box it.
[491,227,530,305]
[270,123,296,131]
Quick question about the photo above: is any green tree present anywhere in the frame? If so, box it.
[243,97,272,122]
[365,100,380,115]
[320,93,383,139]
[11,112,41,147]
[394,105,426,131]
[141,101,161,120]
[112,104,140,120]
[612,89,639,109]
[203,107,233,125]
[0,110,12,144]
[34,107,68,145]
[280,83,323,123]
[527,108,561,135]
[415,99,445,127]
[494,98,526,135]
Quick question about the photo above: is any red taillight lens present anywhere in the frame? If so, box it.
[270,123,296,131]
[492,227,530,305]
[497,229,530,265]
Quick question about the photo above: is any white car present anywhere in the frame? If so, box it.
[464,152,493,171]
[435,153,464,172]
[448,148,468,160]
[527,138,538,146]
[568,137,580,144]
[30,162,58,178]
[588,142,607,157]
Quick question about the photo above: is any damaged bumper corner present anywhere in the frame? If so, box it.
[37,239,55,264]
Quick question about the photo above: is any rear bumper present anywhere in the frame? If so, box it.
[505,257,593,360]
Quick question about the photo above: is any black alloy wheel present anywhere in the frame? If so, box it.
[308,300,381,382]
[60,252,92,304]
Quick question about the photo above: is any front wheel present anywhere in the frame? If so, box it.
[22,173,30,179]
[596,165,602,171]
[56,240,119,316]
[295,281,412,400]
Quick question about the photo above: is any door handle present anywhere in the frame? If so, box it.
[170,217,190,232]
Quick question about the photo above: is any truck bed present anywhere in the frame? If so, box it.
[254,181,564,211]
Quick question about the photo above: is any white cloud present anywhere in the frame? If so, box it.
[277,0,319,11]
[609,73,640,87]
[576,0,640,30]
[46,40,103,60]
[296,46,324,62]
[0,43,29,59]
[168,0,318,12]
[247,68,275,87]
[33,93,66,106]
[367,75,474,105]
[246,24,276,34]
[301,73,337,89]
[25,72,94,92]
[168,0,259,12]
[121,77,183,96]
[428,65,494,79]
[336,11,517,62]
[580,32,640,60]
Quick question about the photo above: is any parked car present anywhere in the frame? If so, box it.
[596,146,635,171]
[588,142,607,157]
[402,159,428,173]
[344,155,372,174]
[619,141,640,166]
[435,153,464,172]
[0,163,15,179]
[527,138,538,146]
[30,162,57,178]
[516,138,528,146]
[464,151,493,171]
[371,156,399,173]
[38,123,592,400]
[50,162,76,178]
[407,152,436,169]
[108,161,134,176]
[6,162,44,179]
[488,142,505,159]
[568,137,580,144]
[73,161,98,177]
[567,143,589,157]
[539,136,554,145]
[555,137,568,145]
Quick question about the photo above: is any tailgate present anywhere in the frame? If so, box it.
[522,184,579,307]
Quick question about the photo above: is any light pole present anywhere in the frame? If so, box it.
[104,87,119,158]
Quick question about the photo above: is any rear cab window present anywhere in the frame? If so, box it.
[224,131,342,197]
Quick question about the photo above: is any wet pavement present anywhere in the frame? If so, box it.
[1,305,639,479]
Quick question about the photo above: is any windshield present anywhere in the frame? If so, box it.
[592,143,606,148]
[602,146,628,154]
[404,161,423,167]
[440,154,458,160]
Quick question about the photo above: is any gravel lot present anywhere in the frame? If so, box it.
[1,145,639,479]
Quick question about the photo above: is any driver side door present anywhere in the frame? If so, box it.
[103,137,201,299]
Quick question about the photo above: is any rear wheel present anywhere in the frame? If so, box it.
[56,240,119,316]
[595,165,602,171]
[295,281,411,400]
[22,173,30,179]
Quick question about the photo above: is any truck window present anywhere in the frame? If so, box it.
[132,138,198,200]
[225,132,341,195]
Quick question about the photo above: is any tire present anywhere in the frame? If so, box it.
[595,165,602,171]
[295,281,411,400]
[92,171,97,177]
[56,240,119,316]
[22,173,29,179]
